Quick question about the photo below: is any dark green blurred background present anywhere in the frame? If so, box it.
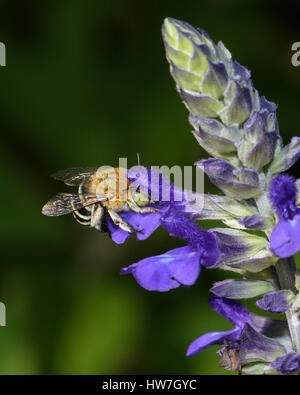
[0,0,300,374]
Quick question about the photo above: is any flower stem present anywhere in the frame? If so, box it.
[275,257,300,353]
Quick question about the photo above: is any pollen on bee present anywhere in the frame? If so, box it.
[93,167,130,203]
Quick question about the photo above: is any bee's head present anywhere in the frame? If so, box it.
[129,154,152,206]
[130,188,150,207]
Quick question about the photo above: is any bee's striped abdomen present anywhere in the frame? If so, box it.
[71,188,92,225]
[72,207,91,225]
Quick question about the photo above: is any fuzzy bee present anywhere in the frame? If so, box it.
[42,167,159,234]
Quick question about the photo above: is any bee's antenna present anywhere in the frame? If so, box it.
[137,152,141,166]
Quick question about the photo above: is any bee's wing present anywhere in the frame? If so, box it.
[51,167,98,186]
[42,193,107,216]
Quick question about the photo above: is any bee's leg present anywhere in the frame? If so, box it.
[127,200,161,214]
[91,204,107,232]
[107,209,137,233]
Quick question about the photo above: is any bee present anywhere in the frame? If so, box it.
[42,167,159,234]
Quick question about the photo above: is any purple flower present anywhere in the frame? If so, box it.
[160,209,221,268]
[186,297,251,356]
[107,205,169,245]
[108,167,186,245]
[120,246,202,292]
[127,166,186,207]
[269,174,300,258]
[114,167,221,291]
[121,210,221,291]
[256,290,293,314]
[238,214,265,230]
[186,296,288,359]
[271,352,300,375]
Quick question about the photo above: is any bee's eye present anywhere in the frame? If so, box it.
[132,191,149,206]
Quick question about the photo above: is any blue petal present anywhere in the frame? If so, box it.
[107,206,169,244]
[271,352,300,374]
[238,214,265,230]
[107,217,130,244]
[127,166,186,207]
[120,246,201,292]
[269,174,298,219]
[186,328,240,356]
[270,214,300,258]
[209,296,251,328]
[256,290,289,313]
[161,209,222,268]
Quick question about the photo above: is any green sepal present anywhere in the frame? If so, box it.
[219,81,251,125]
[212,228,269,265]
[200,61,227,99]
[192,127,237,155]
[226,250,279,273]
[242,363,277,375]
[192,194,256,222]
[182,92,223,118]
[190,116,241,155]
[210,278,275,299]
[268,137,300,175]
[295,269,300,290]
[239,324,286,364]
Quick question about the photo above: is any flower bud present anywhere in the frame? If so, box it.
[162,17,254,125]
[237,98,278,168]
[196,159,262,199]
[162,18,281,166]
[190,115,240,158]
[211,279,275,299]
[268,136,300,175]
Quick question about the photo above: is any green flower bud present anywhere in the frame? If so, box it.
[211,278,275,299]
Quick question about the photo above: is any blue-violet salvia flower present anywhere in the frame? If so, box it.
[108,167,182,244]
[269,174,300,258]
[256,290,295,314]
[271,352,300,375]
[109,163,206,245]
[121,209,221,291]
[187,296,289,374]
[186,297,252,356]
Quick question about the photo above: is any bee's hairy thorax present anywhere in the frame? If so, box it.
[72,167,131,229]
